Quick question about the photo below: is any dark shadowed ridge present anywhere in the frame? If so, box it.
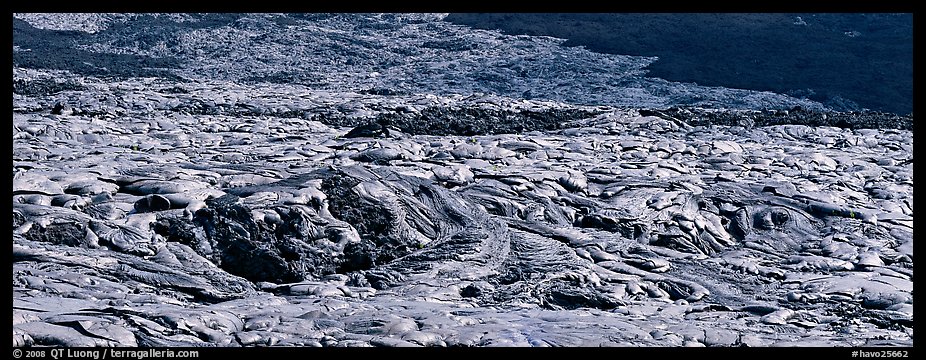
[445,13,913,115]
[12,17,184,80]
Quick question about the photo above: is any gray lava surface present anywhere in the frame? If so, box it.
[12,13,913,348]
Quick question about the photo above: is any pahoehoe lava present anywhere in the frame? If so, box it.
[12,13,913,347]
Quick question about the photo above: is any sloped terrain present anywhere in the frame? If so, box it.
[14,13,831,111]
[446,13,913,114]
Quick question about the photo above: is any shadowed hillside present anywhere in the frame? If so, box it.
[445,13,913,115]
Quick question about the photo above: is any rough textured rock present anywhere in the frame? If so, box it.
[11,13,912,348]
